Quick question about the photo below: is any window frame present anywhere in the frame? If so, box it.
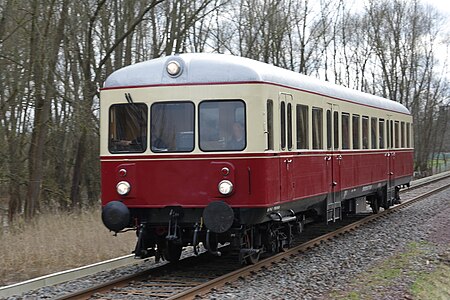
[362,116,369,149]
[108,103,148,154]
[296,104,309,150]
[198,99,247,152]
[379,119,385,149]
[150,101,195,153]
[266,100,274,150]
[371,117,378,149]
[342,113,350,150]
[312,107,323,150]
[352,114,360,149]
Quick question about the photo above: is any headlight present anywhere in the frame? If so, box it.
[218,180,233,195]
[116,181,131,196]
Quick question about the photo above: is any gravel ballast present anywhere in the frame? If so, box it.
[206,184,450,300]
[3,181,450,299]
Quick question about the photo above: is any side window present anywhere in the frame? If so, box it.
[401,121,405,148]
[267,100,274,150]
[312,107,323,149]
[287,103,293,150]
[390,120,394,148]
[362,116,369,149]
[406,122,411,148]
[296,104,309,149]
[379,119,385,149]
[333,111,339,150]
[281,101,286,149]
[386,120,391,148]
[199,100,246,151]
[109,103,148,153]
[342,113,350,149]
[326,110,332,149]
[352,114,360,149]
[394,121,399,148]
[371,117,377,149]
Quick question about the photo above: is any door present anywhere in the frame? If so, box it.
[326,104,341,222]
[386,117,395,202]
[279,93,294,203]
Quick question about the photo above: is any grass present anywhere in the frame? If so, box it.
[410,254,450,299]
[326,241,450,299]
[0,208,136,286]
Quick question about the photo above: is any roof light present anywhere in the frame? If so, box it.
[166,60,182,77]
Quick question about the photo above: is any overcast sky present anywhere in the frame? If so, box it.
[424,0,450,17]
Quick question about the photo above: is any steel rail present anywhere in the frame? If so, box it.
[168,181,450,300]
[3,171,449,299]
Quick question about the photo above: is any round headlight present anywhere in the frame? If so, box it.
[218,180,233,195]
[116,181,131,196]
[166,60,182,77]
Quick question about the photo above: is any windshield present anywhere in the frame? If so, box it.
[151,102,195,152]
[199,100,246,151]
[109,104,148,153]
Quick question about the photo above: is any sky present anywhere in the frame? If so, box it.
[424,0,450,17]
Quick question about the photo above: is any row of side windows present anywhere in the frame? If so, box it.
[266,100,412,151]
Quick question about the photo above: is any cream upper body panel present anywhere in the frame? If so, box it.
[103,53,410,115]
[100,54,412,157]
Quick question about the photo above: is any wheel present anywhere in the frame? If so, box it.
[162,241,182,262]
[369,195,380,214]
[239,229,261,265]
[240,250,260,264]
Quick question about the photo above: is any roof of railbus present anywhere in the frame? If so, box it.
[103,53,410,115]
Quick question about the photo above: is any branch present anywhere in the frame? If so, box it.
[94,0,165,82]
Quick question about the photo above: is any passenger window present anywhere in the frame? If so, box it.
[334,111,339,150]
[342,113,350,149]
[267,100,274,150]
[296,104,309,149]
[281,101,286,149]
[326,110,332,149]
[287,103,293,150]
[394,121,399,148]
[362,116,369,149]
[401,122,405,148]
[352,114,360,149]
[406,123,411,148]
[312,107,323,149]
[386,120,391,148]
[379,119,385,149]
[199,100,246,151]
[371,117,377,149]
[390,120,394,148]
[151,102,194,152]
[109,103,148,153]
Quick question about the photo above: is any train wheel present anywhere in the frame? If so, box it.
[369,195,380,214]
[162,241,182,262]
[244,251,260,265]
[239,230,261,265]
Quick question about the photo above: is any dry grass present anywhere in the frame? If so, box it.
[0,208,136,286]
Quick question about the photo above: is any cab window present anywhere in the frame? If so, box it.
[109,103,148,153]
[151,102,194,152]
[199,100,246,151]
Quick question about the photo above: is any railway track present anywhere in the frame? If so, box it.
[54,174,450,300]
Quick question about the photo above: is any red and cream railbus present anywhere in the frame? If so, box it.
[100,53,413,263]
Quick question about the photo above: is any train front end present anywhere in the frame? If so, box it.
[99,55,271,261]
